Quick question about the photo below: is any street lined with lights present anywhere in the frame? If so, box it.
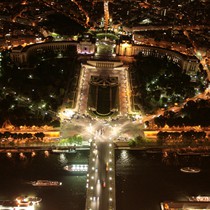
[85,126,116,210]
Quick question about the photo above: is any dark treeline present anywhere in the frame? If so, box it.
[157,130,207,146]
[154,99,210,127]
[0,132,45,140]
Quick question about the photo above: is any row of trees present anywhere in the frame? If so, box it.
[154,99,210,128]
[0,132,45,141]
[157,131,207,146]
[58,135,83,146]
[128,135,149,147]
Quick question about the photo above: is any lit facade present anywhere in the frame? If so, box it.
[10,40,200,74]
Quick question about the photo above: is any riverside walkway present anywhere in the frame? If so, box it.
[0,145,89,153]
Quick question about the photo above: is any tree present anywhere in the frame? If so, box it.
[154,115,166,128]
[128,139,136,147]
[135,135,146,145]
[3,131,11,139]
[72,135,83,145]
[34,132,45,140]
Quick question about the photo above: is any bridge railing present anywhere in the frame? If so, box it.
[107,142,116,210]
[85,141,96,210]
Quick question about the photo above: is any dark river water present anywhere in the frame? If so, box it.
[0,150,88,210]
[1,149,210,210]
[116,149,210,210]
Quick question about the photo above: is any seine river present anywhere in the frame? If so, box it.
[116,149,210,210]
[1,149,210,210]
[0,150,88,210]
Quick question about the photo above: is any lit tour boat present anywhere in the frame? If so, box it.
[0,200,34,210]
[188,195,210,202]
[16,195,42,205]
[0,195,41,210]
[180,167,201,173]
[64,164,88,172]
[52,149,76,154]
[31,180,62,186]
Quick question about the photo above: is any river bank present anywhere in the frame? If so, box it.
[1,140,210,157]
[114,141,210,156]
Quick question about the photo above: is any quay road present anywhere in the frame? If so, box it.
[85,140,116,210]
[0,145,89,153]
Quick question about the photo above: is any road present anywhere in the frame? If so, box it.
[97,142,112,210]
[85,129,116,210]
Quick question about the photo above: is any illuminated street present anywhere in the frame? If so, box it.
[85,139,115,210]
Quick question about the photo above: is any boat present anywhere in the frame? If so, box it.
[0,195,41,209]
[0,200,33,209]
[64,164,88,172]
[31,180,62,186]
[16,195,42,205]
[201,153,210,157]
[52,149,77,153]
[188,195,210,202]
[161,201,210,210]
[177,152,202,156]
[27,196,42,204]
[180,167,201,173]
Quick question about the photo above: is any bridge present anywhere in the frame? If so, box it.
[85,133,116,210]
